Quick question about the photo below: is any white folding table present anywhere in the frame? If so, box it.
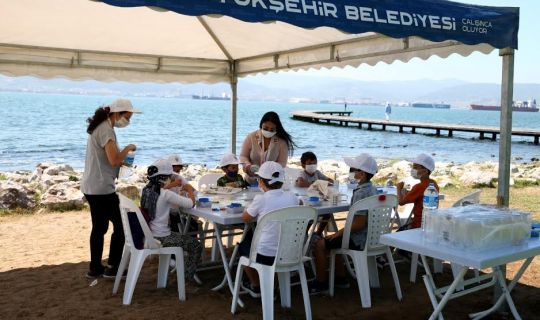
[380,229,540,320]
[184,187,351,306]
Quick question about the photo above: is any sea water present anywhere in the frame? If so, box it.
[0,92,539,171]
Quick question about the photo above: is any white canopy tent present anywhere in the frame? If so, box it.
[0,0,518,206]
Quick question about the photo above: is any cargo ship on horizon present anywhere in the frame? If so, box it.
[411,102,451,109]
[470,99,538,112]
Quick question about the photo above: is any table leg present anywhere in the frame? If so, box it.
[210,223,244,308]
[213,225,249,291]
[426,264,467,320]
[468,258,532,320]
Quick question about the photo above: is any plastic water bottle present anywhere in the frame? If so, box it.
[119,151,136,181]
[124,151,136,167]
[422,182,438,235]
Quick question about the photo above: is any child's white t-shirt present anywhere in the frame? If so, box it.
[150,189,193,238]
[246,189,300,257]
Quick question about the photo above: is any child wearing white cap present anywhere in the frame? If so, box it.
[237,161,301,297]
[311,153,378,295]
[397,153,439,229]
[163,154,196,195]
[140,158,202,280]
[216,153,248,188]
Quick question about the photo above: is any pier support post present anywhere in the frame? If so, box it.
[480,132,485,140]
[399,126,403,133]
[382,124,386,130]
[358,123,362,129]
[535,136,539,145]
[491,133,497,141]
[411,127,416,134]
[436,129,441,136]
[368,124,372,130]
[449,130,453,137]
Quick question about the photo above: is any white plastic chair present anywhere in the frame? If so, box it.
[231,206,317,320]
[451,190,482,283]
[197,172,223,189]
[113,193,186,305]
[329,194,402,308]
[452,189,482,207]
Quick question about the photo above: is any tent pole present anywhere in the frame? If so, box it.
[497,48,514,207]
[494,48,514,312]
[230,62,238,154]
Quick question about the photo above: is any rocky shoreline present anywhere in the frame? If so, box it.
[1,159,539,211]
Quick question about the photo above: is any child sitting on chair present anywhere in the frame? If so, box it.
[217,153,248,188]
[396,153,439,229]
[237,161,301,297]
[310,153,378,295]
[141,158,202,280]
[295,151,333,187]
[296,151,334,236]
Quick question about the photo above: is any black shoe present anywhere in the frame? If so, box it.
[86,268,104,279]
[334,276,350,289]
[241,281,261,298]
[309,281,329,295]
[103,266,126,279]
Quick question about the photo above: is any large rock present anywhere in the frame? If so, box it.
[459,170,498,187]
[0,181,38,209]
[117,183,142,199]
[40,181,85,210]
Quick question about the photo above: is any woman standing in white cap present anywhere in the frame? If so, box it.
[240,111,296,185]
[396,153,439,229]
[81,98,141,279]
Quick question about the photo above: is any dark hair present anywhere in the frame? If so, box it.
[365,172,374,181]
[86,106,128,134]
[259,171,283,190]
[86,106,110,134]
[300,151,317,165]
[259,111,296,156]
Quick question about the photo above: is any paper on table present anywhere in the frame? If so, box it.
[307,180,333,200]
[205,186,243,195]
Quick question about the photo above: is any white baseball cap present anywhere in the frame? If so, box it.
[343,153,378,175]
[167,154,185,166]
[409,153,435,172]
[148,158,173,178]
[109,99,142,114]
[219,153,241,167]
[256,161,284,184]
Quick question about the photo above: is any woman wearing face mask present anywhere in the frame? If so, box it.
[396,153,439,229]
[141,159,202,281]
[240,111,296,185]
[81,99,140,279]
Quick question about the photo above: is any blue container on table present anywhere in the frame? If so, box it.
[198,197,211,208]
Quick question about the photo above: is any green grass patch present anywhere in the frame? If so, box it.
[0,173,7,181]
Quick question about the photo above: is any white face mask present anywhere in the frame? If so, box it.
[114,116,130,128]
[410,169,419,179]
[348,172,357,181]
[261,129,276,138]
[305,164,317,174]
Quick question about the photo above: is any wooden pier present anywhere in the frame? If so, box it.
[291,111,540,145]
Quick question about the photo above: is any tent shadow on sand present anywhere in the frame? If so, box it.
[0,259,538,320]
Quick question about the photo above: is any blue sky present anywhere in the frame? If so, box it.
[261,0,538,84]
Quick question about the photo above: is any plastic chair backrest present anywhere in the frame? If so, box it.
[197,173,223,188]
[452,189,481,207]
[342,194,397,252]
[249,206,317,268]
[117,193,161,250]
[284,167,302,180]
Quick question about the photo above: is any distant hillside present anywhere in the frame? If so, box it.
[1,74,538,106]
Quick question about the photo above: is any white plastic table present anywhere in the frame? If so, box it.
[380,229,540,320]
[185,187,351,306]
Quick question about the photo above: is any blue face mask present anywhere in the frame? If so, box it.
[227,171,238,178]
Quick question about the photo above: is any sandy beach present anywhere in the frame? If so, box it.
[1,195,539,319]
